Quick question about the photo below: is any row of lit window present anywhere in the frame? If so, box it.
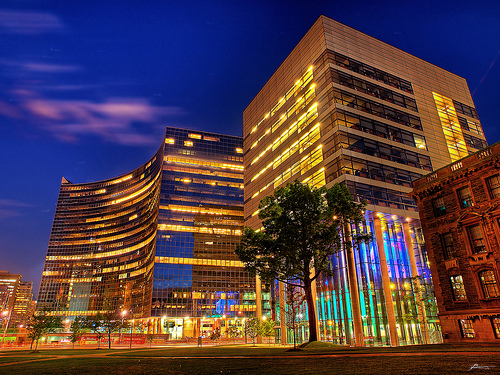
[45,231,156,261]
[250,67,313,135]
[157,224,242,236]
[155,256,244,268]
[161,204,242,217]
[165,157,243,171]
[450,271,500,302]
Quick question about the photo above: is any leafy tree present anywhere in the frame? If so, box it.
[101,312,125,349]
[236,181,370,342]
[244,318,260,346]
[84,313,106,349]
[260,318,276,345]
[68,316,86,349]
[210,327,221,346]
[146,333,154,348]
[225,326,240,344]
[26,310,62,351]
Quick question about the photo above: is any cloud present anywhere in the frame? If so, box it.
[0,10,64,34]
[11,93,184,146]
[21,63,81,73]
[0,199,31,220]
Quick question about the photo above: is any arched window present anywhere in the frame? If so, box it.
[479,270,500,298]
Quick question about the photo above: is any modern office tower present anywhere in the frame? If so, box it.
[151,128,254,338]
[0,271,21,330]
[411,142,500,342]
[38,144,165,319]
[243,15,487,346]
[38,128,254,337]
[10,281,33,328]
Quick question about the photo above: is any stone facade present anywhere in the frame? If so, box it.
[411,142,500,342]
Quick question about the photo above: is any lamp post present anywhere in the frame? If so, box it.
[120,310,127,345]
[129,319,134,349]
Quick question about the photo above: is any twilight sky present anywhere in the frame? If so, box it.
[1,0,499,297]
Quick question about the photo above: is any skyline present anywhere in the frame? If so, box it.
[1,1,500,297]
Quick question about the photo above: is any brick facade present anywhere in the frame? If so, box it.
[411,143,500,342]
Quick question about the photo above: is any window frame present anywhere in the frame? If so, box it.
[467,224,487,254]
[486,174,500,199]
[432,197,446,217]
[479,269,500,299]
[440,232,456,259]
[459,319,475,339]
[456,185,474,209]
[450,275,467,301]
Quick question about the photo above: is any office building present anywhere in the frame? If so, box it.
[243,16,487,345]
[38,128,254,338]
[0,271,32,330]
[411,142,500,342]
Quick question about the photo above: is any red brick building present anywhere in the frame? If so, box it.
[411,142,500,342]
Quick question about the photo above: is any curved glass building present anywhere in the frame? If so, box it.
[39,128,255,338]
[38,143,164,318]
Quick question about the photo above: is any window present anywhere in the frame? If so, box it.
[487,175,500,199]
[459,319,475,338]
[440,233,456,259]
[491,318,500,339]
[479,270,500,298]
[450,275,467,301]
[457,186,473,208]
[467,225,486,254]
[432,197,446,217]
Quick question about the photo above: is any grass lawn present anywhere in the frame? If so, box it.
[0,343,499,374]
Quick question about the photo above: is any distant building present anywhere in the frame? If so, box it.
[411,142,500,342]
[0,271,33,330]
[38,128,254,338]
[243,15,487,345]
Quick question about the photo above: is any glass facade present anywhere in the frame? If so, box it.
[152,128,255,337]
[242,16,487,346]
[38,127,254,337]
[38,144,164,318]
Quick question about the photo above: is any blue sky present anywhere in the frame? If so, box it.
[1,0,499,296]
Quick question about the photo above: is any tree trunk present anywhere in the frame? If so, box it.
[108,333,111,349]
[303,278,318,342]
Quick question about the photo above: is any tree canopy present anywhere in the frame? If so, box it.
[236,181,370,342]
[26,310,62,351]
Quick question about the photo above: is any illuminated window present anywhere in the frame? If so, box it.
[235,148,243,154]
[459,319,475,338]
[433,92,468,161]
[165,138,175,144]
[450,275,467,301]
[184,141,193,147]
[491,318,500,339]
[440,233,455,259]
[188,133,202,139]
[479,270,500,298]
[467,225,486,254]
[486,175,500,199]
[457,186,473,208]
[432,197,446,217]
[414,134,427,150]
[203,136,219,142]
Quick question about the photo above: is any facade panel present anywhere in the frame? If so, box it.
[243,16,487,345]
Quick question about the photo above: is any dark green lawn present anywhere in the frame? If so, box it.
[1,343,499,374]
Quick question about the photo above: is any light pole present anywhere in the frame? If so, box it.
[120,310,127,345]
[129,319,134,349]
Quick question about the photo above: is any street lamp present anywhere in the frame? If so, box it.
[120,310,127,345]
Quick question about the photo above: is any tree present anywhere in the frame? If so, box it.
[226,326,240,344]
[210,327,221,346]
[68,316,86,349]
[85,314,106,349]
[260,318,276,345]
[244,318,260,346]
[146,333,154,348]
[26,310,62,351]
[236,181,370,342]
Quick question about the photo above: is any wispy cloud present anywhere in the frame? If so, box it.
[8,92,183,146]
[0,199,31,220]
[0,10,64,34]
[21,63,81,73]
